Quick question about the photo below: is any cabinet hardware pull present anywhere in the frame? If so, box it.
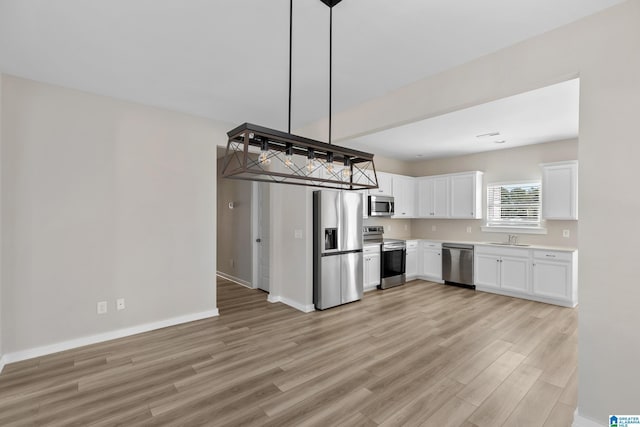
[545,254,556,258]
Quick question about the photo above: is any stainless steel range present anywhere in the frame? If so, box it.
[362,226,406,289]
[381,239,406,289]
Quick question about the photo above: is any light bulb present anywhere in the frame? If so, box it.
[306,149,316,173]
[284,143,294,168]
[259,141,271,165]
[326,162,334,173]
[259,151,271,165]
[325,152,334,174]
[342,157,352,180]
[306,158,316,172]
[284,155,294,168]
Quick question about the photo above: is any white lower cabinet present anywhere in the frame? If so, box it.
[419,241,443,282]
[532,250,577,302]
[499,255,530,293]
[405,240,418,280]
[474,253,501,289]
[363,245,381,291]
[474,245,577,307]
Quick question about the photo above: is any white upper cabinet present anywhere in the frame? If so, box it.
[541,161,578,220]
[369,171,393,196]
[392,174,417,218]
[417,171,482,219]
[417,176,449,218]
[450,172,483,219]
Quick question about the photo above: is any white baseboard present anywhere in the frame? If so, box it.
[417,275,445,284]
[573,410,605,427]
[0,354,6,374]
[2,309,219,367]
[216,271,253,288]
[267,294,281,304]
[267,295,315,313]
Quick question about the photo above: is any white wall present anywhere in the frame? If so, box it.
[409,139,578,248]
[268,184,314,312]
[0,73,3,365]
[300,1,640,423]
[1,75,227,356]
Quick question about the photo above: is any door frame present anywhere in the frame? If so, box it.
[251,182,269,292]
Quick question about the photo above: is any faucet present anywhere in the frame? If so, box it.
[508,234,518,245]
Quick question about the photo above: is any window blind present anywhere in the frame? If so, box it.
[487,182,541,226]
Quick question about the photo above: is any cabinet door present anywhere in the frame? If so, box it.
[417,178,434,217]
[406,248,417,278]
[474,254,500,288]
[417,177,448,218]
[370,172,393,196]
[542,162,578,220]
[369,253,381,287]
[432,176,450,218]
[392,175,416,218]
[500,256,530,293]
[450,173,477,218]
[422,249,442,280]
[532,260,571,300]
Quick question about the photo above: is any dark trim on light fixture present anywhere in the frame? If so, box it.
[222,0,378,191]
[320,0,343,7]
[223,123,378,190]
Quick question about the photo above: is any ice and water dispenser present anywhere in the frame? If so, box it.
[324,228,337,251]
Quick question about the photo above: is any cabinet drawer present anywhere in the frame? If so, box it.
[406,240,418,249]
[421,241,441,249]
[476,245,530,258]
[364,245,381,254]
[533,250,573,262]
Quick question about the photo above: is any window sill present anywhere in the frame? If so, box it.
[481,226,548,235]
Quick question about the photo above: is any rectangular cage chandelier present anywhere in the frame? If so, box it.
[221,0,378,191]
[222,123,378,190]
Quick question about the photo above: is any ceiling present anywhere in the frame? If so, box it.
[0,0,621,158]
[347,78,580,161]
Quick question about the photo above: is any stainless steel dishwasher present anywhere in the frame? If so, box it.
[442,243,474,288]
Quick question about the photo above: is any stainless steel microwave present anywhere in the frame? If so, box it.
[368,195,395,217]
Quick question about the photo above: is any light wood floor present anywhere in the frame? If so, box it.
[0,278,577,426]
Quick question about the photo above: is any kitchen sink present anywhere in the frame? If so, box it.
[488,242,531,247]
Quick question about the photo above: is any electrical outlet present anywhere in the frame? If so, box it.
[229,259,234,268]
[404,224,408,231]
[431,225,437,232]
[563,229,570,238]
[116,298,125,311]
[97,301,107,314]
[466,226,472,233]
[294,229,303,239]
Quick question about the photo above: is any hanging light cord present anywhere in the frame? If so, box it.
[288,0,293,134]
[329,6,333,145]
[288,0,334,143]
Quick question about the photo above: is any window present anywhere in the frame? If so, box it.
[486,182,541,228]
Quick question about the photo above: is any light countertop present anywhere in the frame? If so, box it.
[397,237,577,252]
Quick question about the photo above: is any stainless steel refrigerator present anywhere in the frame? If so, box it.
[313,190,363,310]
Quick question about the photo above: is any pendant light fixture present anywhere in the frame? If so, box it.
[222,0,378,191]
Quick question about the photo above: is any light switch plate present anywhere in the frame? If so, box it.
[97,301,107,314]
[294,229,303,239]
[431,225,437,232]
[563,229,570,238]
[116,298,125,311]
[466,226,472,233]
